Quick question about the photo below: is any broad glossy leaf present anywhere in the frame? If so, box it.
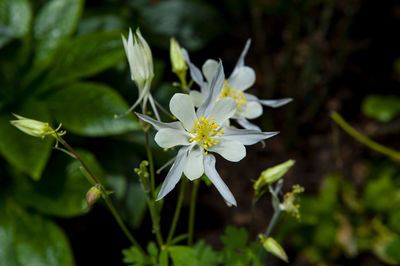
[40,31,124,91]
[34,0,83,65]
[0,101,52,180]
[0,0,32,47]
[361,95,400,122]
[0,196,75,265]
[45,82,140,136]
[140,0,226,51]
[13,150,106,217]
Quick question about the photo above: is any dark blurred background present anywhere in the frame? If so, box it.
[1,0,399,265]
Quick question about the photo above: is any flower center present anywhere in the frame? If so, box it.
[217,80,246,108]
[188,117,224,152]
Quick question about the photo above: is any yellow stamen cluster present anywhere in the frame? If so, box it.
[188,117,224,152]
[281,185,304,219]
[217,80,246,108]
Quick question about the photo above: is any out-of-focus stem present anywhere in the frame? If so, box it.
[331,112,400,163]
[188,179,200,245]
[167,178,187,244]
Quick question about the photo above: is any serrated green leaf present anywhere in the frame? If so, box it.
[221,226,248,250]
[0,102,52,180]
[12,149,106,217]
[45,82,140,136]
[168,246,198,266]
[361,95,400,123]
[40,31,124,91]
[122,246,147,265]
[140,0,226,51]
[33,0,83,66]
[193,240,219,265]
[0,196,75,265]
[0,0,32,47]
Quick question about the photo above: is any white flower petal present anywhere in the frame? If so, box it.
[181,48,205,88]
[222,127,278,145]
[157,147,189,201]
[189,90,206,107]
[169,93,197,130]
[243,92,258,101]
[197,61,225,118]
[208,139,245,162]
[227,66,255,91]
[155,128,191,149]
[258,98,293,108]
[202,59,218,83]
[136,113,183,131]
[238,101,263,119]
[231,39,251,77]
[204,154,237,206]
[236,117,261,131]
[183,146,204,180]
[208,97,236,125]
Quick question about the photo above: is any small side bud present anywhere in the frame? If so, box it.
[134,161,151,193]
[253,160,295,194]
[170,38,187,83]
[259,235,289,263]
[10,114,57,138]
[86,185,102,208]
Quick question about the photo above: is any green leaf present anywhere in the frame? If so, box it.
[45,82,140,136]
[384,237,400,263]
[33,0,83,66]
[140,0,226,51]
[168,246,198,266]
[12,149,106,217]
[361,95,400,122]
[221,226,248,250]
[193,240,219,265]
[0,0,32,47]
[0,196,75,265]
[122,246,147,265]
[40,31,124,91]
[77,15,124,35]
[0,102,52,180]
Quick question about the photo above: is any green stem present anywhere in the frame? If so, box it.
[56,135,147,258]
[144,131,164,247]
[331,112,400,163]
[188,179,200,245]
[145,131,156,197]
[265,209,282,237]
[167,178,187,244]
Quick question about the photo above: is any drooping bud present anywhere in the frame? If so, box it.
[253,160,295,195]
[170,38,187,83]
[122,28,154,96]
[86,185,102,208]
[259,235,289,263]
[10,114,59,138]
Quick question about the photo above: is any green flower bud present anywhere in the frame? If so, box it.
[254,160,295,193]
[86,185,102,208]
[259,235,289,263]
[10,114,56,138]
[170,38,187,82]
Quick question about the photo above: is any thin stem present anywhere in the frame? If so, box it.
[188,179,200,245]
[56,135,147,258]
[265,209,282,237]
[145,131,156,197]
[144,131,164,247]
[167,178,187,244]
[331,112,400,163]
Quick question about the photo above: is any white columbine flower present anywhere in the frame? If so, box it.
[137,62,278,206]
[183,40,292,130]
[120,28,160,120]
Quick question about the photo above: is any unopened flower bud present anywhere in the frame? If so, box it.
[86,185,101,208]
[10,114,56,138]
[259,235,288,263]
[134,161,151,194]
[254,160,295,192]
[170,38,187,76]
